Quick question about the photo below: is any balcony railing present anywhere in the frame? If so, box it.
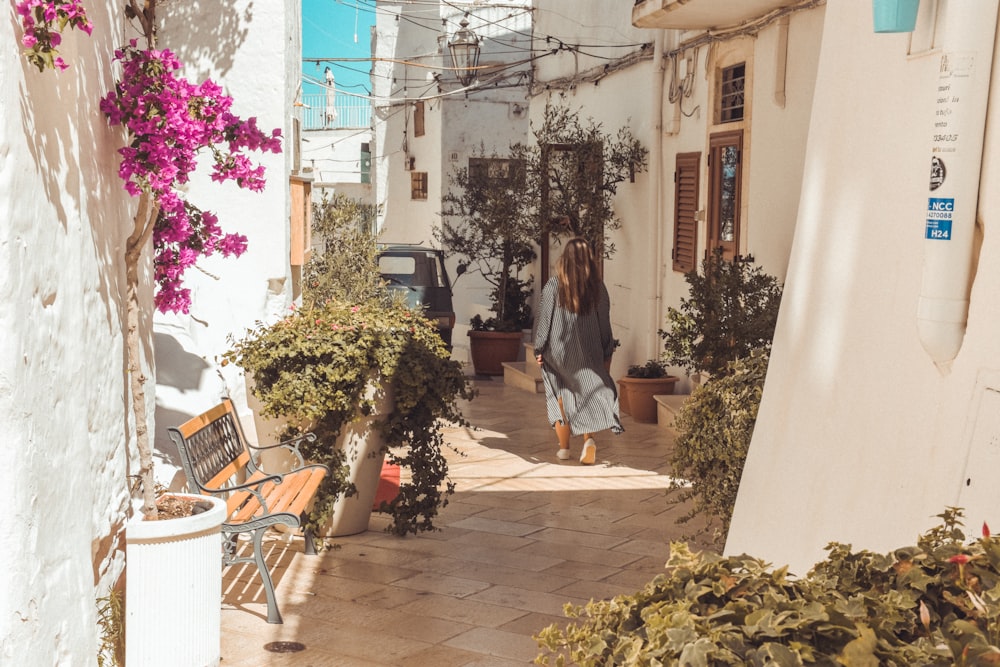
[299,93,371,130]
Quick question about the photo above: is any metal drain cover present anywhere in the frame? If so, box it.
[263,641,307,653]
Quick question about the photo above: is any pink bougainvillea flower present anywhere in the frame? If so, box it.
[16,0,93,72]
[100,42,281,313]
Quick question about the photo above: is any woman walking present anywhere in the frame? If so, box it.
[534,238,623,465]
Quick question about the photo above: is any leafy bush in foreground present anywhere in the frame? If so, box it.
[536,509,1000,666]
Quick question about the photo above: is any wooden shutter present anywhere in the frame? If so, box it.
[414,101,425,137]
[672,152,700,273]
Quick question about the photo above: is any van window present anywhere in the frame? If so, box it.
[378,255,416,276]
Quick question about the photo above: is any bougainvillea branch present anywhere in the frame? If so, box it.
[15,0,93,72]
[100,40,282,314]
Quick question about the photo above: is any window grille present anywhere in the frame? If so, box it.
[719,63,745,123]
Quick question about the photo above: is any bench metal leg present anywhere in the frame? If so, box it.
[303,526,318,556]
[250,528,283,624]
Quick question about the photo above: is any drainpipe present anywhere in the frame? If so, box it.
[917,1,999,367]
[648,31,667,361]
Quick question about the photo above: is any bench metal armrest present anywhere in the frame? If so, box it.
[246,432,315,470]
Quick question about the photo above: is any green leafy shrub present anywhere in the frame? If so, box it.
[669,352,768,540]
[303,192,385,308]
[225,298,474,536]
[627,359,669,378]
[535,508,1000,666]
[660,249,782,378]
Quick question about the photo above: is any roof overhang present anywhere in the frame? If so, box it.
[632,0,798,30]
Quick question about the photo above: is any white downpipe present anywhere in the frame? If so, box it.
[917,1,999,366]
[648,31,667,360]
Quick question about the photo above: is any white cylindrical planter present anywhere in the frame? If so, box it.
[126,494,227,667]
[323,383,393,537]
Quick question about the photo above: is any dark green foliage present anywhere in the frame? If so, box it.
[225,299,474,537]
[660,249,783,377]
[469,277,534,332]
[670,352,768,541]
[535,509,1000,666]
[626,359,669,378]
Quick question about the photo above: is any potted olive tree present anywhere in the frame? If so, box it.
[527,103,649,260]
[438,149,537,375]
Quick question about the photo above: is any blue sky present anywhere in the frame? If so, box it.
[302,0,376,97]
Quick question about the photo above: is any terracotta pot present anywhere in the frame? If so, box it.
[468,329,523,375]
[617,375,679,424]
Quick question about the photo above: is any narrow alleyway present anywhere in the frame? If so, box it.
[219,377,714,666]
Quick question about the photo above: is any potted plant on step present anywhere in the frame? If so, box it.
[438,148,538,375]
[617,359,679,424]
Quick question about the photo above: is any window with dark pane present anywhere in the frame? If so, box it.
[360,142,371,184]
[719,63,745,123]
[719,146,738,242]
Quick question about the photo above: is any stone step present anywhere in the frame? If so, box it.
[502,361,545,393]
[655,394,689,433]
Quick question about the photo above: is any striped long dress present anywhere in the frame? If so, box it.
[533,277,623,436]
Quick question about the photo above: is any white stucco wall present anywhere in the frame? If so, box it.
[2,3,298,662]
[153,2,299,461]
[2,2,134,663]
[304,127,372,186]
[727,2,1000,574]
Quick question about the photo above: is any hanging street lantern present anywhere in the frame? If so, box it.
[448,18,480,86]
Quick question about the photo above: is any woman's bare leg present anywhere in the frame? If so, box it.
[555,398,571,451]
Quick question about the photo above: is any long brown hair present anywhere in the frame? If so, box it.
[556,237,601,314]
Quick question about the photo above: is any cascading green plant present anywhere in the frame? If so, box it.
[224,298,475,537]
[669,351,769,541]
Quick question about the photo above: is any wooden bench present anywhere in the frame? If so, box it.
[168,398,328,624]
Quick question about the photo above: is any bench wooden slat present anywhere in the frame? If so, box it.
[174,401,233,438]
[225,467,324,523]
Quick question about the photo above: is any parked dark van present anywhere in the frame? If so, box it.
[376,244,456,346]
